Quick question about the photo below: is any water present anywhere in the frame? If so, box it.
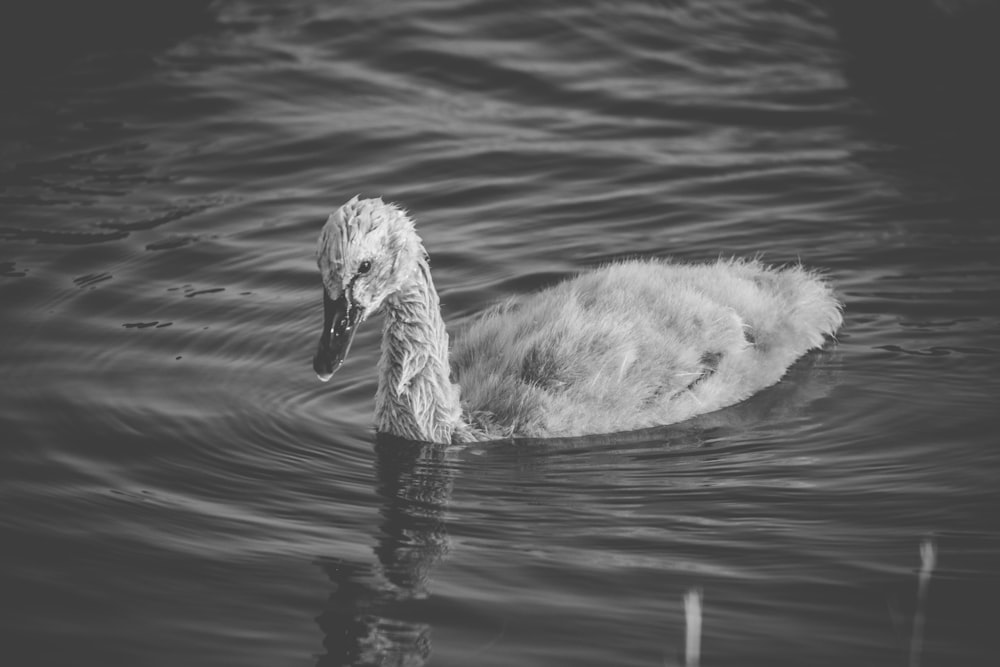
[3,1,1000,665]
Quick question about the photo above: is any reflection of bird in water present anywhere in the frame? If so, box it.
[312,347,842,666]
[313,197,842,444]
[316,440,454,667]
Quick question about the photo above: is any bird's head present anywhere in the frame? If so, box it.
[312,196,424,381]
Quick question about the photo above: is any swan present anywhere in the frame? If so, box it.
[313,196,843,444]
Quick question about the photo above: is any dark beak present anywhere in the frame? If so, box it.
[313,289,364,381]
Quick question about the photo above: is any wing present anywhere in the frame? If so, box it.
[451,261,752,437]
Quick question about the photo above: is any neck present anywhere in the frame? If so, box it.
[374,258,462,444]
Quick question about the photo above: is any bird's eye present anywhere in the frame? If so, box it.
[357,260,372,275]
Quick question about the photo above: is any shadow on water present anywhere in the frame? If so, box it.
[0,0,218,86]
[830,0,1000,198]
[831,0,1000,127]
[316,438,455,667]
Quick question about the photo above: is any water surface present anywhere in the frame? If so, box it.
[3,1,1000,665]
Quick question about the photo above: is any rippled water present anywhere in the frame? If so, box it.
[3,1,1000,665]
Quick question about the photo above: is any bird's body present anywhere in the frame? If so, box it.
[313,197,842,445]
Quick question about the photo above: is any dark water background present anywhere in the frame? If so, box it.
[3,1,1000,665]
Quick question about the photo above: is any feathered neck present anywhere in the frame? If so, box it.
[374,257,463,444]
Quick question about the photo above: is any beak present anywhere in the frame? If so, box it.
[313,289,365,381]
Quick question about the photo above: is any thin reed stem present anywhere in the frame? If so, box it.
[909,537,936,667]
[684,587,702,667]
